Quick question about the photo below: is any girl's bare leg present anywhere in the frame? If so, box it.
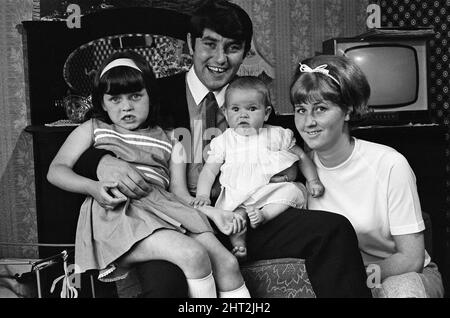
[192,232,249,296]
[117,229,211,279]
[117,229,217,297]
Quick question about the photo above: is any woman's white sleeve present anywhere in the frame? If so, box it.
[388,154,425,235]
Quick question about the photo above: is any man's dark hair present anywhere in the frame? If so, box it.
[189,0,253,55]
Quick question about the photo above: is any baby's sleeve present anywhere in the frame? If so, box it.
[279,127,297,150]
[206,135,225,163]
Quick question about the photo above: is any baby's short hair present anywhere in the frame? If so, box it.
[225,76,271,107]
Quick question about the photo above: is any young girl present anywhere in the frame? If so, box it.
[192,76,324,258]
[47,51,251,298]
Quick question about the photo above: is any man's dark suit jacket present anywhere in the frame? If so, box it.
[158,72,191,131]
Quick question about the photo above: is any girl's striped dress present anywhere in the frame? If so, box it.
[75,119,212,281]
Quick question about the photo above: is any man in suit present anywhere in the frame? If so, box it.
[75,0,372,298]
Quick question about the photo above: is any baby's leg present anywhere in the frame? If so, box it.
[117,229,216,297]
[247,203,290,229]
[229,208,247,260]
[193,232,250,298]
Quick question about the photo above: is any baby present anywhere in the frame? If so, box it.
[193,76,324,258]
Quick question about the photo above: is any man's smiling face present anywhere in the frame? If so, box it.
[189,28,246,91]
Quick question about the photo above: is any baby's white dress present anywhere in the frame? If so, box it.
[207,125,307,211]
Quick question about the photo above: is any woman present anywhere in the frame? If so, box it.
[290,54,444,298]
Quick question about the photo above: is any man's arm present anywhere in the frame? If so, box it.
[73,147,112,181]
[73,147,150,199]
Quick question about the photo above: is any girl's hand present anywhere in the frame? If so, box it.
[306,179,325,198]
[192,195,211,208]
[90,181,127,210]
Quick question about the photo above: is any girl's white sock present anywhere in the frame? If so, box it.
[187,272,217,298]
[218,283,251,298]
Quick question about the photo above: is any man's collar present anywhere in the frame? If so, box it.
[186,67,227,107]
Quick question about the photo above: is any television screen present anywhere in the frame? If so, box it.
[323,35,430,125]
[345,45,418,108]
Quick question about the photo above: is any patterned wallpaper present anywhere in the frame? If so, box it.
[0,0,38,259]
[378,0,450,265]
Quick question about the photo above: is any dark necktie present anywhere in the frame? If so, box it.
[203,92,227,156]
[205,91,218,132]
[205,91,227,132]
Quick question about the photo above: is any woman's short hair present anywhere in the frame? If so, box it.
[189,0,253,56]
[225,76,271,108]
[90,50,162,128]
[290,55,371,123]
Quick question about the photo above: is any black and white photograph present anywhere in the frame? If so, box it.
[0,0,448,305]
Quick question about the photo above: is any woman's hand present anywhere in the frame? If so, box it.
[306,178,325,197]
[192,195,211,208]
[89,181,127,210]
[97,155,150,199]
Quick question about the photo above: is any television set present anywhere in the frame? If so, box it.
[322,30,433,126]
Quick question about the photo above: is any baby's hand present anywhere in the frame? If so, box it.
[192,195,211,208]
[269,164,298,183]
[91,181,127,210]
[306,179,325,198]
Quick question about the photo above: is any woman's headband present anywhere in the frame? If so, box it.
[298,63,340,86]
[100,58,142,78]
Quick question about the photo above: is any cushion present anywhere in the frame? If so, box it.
[240,258,315,298]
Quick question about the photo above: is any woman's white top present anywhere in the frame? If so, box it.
[308,138,430,267]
